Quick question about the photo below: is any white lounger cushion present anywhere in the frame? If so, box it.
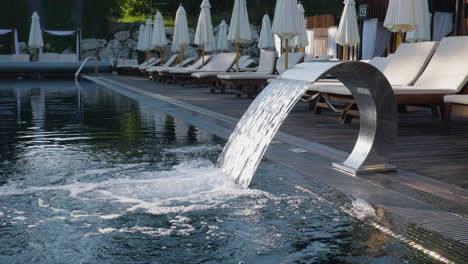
[411,36,468,93]
[192,71,230,78]
[367,57,391,72]
[382,41,438,86]
[206,50,278,79]
[154,56,212,73]
[444,95,468,105]
[170,53,237,74]
[277,52,305,74]
[139,57,166,69]
[316,36,468,96]
[217,74,279,80]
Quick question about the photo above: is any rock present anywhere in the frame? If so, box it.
[114,31,131,41]
[82,39,107,50]
[250,24,259,41]
[119,48,130,59]
[106,39,122,51]
[61,48,73,54]
[82,50,98,59]
[124,39,137,50]
[98,48,114,61]
[18,42,27,51]
[132,31,139,41]
[183,45,199,61]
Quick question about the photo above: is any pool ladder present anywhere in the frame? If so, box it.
[75,57,99,82]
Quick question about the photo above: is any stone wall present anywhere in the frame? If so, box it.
[80,23,262,63]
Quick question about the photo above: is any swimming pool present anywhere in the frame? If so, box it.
[0,80,441,263]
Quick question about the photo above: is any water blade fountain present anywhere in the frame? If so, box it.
[218,62,398,187]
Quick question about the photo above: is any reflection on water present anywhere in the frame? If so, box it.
[0,80,442,264]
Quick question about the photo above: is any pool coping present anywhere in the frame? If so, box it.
[84,75,468,262]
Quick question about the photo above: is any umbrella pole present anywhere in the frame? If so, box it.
[202,45,205,66]
[145,51,150,62]
[179,47,184,64]
[342,46,346,60]
[285,39,289,70]
[34,48,38,61]
[396,32,402,49]
[236,44,240,71]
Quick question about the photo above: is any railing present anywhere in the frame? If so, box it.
[75,57,99,82]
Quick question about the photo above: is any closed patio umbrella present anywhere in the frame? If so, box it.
[194,0,215,65]
[217,20,229,51]
[228,0,252,70]
[336,0,360,60]
[137,24,145,52]
[292,2,309,50]
[28,12,44,61]
[142,19,153,61]
[384,0,422,48]
[258,14,275,50]
[172,4,190,63]
[406,0,430,42]
[152,11,168,61]
[272,0,301,69]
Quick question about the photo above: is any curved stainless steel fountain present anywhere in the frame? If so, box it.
[281,61,398,175]
[219,61,398,187]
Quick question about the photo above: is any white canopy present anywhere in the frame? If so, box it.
[137,24,145,51]
[194,0,215,51]
[217,20,230,51]
[43,29,82,60]
[336,0,360,47]
[272,0,301,40]
[142,19,153,51]
[292,2,309,49]
[172,5,190,52]
[406,0,431,42]
[0,29,20,54]
[152,12,168,48]
[384,0,422,33]
[258,14,275,49]
[227,0,252,44]
[28,12,44,49]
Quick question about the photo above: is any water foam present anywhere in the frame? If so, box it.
[218,79,312,186]
[0,159,269,218]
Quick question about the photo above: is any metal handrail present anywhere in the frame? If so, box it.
[75,57,99,82]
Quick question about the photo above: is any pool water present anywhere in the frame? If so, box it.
[0,80,439,264]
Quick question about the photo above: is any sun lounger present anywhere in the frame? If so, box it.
[11,54,30,62]
[444,95,468,129]
[0,55,12,62]
[168,53,237,86]
[216,52,305,97]
[144,55,189,72]
[150,55,212,82]
[202,50,277,96]
[140,54,178,71]
[313,36,467,122]
[192,51,277,93]
[117,57,160,75]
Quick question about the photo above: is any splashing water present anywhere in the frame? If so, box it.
[218,79,312,187]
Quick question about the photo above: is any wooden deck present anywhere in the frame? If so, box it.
[105,75,468,190]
